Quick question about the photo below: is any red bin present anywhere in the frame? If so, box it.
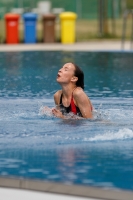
[5,14,20,44]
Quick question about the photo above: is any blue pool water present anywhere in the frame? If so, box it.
[0,51,133,191]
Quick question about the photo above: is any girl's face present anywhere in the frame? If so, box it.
[57,63,76,84]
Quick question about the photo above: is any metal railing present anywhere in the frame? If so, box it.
[121,1,133,49]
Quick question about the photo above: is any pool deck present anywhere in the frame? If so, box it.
[0,40,132,52]
[0,187,98,200]
[0,41,133,200]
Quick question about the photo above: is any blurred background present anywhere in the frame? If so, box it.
[0,0,133,43]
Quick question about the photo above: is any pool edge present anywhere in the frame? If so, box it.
[0,42,133,52]
[0,177,132,200]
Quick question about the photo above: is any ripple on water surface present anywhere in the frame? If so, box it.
[0,51,133,190]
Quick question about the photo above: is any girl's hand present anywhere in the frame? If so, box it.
[52,108,64,118]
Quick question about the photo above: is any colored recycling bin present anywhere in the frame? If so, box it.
[23,13,37,43]
[59,12,77,44]
[5,14,20,44]
[43,14,56,43]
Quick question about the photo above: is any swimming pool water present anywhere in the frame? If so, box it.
[0,51,133,191]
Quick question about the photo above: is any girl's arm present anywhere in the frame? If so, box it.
[53,90,65,118]
[74,89,93,119]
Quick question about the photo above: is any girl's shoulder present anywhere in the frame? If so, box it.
[73,87,91,102]
[73,87,84,97]
[54,90,62,97]
[54,90,62,105]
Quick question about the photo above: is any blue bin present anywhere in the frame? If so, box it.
[23,13,37,43]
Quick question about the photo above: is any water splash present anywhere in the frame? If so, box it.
[39,104,109,121]
[39,106,52,116]
[84,128,133,142]
[93,103,110,121]
[39,106,84,120]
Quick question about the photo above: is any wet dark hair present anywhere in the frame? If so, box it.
[72,63,84,89]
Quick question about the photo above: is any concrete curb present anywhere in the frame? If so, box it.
[0,177,133,200]
[0,41,132,52]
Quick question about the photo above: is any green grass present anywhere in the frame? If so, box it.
[0,18,133,43]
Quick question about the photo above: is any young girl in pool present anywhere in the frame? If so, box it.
[51,62,93,119]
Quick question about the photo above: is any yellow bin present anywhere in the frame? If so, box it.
[60,12,77,44]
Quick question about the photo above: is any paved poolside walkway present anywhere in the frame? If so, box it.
[0,188,99,200]
[0,40,132,51]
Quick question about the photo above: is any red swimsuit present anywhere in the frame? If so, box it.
[59,93,82,116]
[59,88,92,116]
